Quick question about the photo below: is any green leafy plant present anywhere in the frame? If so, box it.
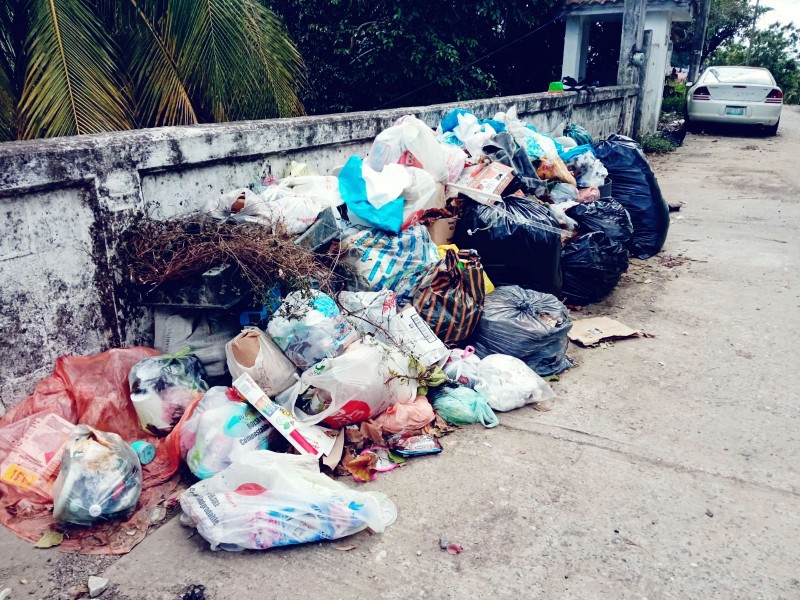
[0,0,305,141]
[640,134,677,154]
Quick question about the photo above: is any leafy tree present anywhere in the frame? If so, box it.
[0,0,305,141]
[672,0,760,66]
[265,0,563,115]
[711,22,800,104]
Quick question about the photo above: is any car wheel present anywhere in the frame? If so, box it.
[765,120,779,136]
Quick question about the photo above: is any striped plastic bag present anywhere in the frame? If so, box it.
[411,248,485,346]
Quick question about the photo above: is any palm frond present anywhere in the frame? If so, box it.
[0,61,15,141]
[165,0,304,122]
[18,0,134,138]
[241,0,306,118]
[123,0,199,127]
[0,0,18,140]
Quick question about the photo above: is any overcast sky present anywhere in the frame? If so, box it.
[759,0,800,27]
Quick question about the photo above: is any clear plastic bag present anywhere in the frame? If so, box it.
[430,386,499,428]
[129,352,208,436]
[284,337,418,428]
[267,291,360,371]
[179,387,277,480]
[337,290,397,337]
[442,347,482,388]
[53,425,143,526]
[226,327,298,396]
[474,354,555,412]
[180,450,397,551]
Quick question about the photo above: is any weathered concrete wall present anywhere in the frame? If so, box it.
[0,85,637,413]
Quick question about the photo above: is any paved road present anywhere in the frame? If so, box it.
[2,108,799,600]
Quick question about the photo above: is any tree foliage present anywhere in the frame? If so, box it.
[672,0,759,66]
[0,0,305,141]
[711,22,800,104]
[265,0,565,115]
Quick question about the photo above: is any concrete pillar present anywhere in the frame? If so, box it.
[562,15,591,81]
[638,12,671,134]
[617,0,648,85]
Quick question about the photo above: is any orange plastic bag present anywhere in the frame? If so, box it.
[0,347,200,554]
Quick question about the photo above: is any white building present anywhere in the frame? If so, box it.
[561,0,694,134]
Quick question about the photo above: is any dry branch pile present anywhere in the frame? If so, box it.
[119,216,348,295]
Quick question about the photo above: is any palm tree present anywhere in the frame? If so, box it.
[0,0,305,141]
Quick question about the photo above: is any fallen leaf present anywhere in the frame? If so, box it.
[34,531,63,548]
[387,450,407,464]
[531,403,551,412]
[343,451,378,483]
[335,544,356,551]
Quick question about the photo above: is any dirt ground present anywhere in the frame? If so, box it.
[1,108,799,600]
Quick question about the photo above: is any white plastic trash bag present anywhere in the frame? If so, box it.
[365,116,448,182]
[442,347,482,388]
[474,354,555,412]
[180,450,397,551]
[401,167,444,229]
[226,327,298,396]
[204,188,271,224]
[267,291,360,370]
[284,337,418,428]
[180,387,277,480]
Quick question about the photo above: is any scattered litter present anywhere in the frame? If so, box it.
[705,508,714,518]
[568,317,642,347]
[182,584,206,600]
[87,576,109,598]
[439,538,464,554]
[34,531,64,548]
[335,544,357,551]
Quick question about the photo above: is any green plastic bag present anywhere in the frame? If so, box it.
[563,123,593,146]
[431,386,499,428]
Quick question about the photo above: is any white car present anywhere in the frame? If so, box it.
[686,66,783,135]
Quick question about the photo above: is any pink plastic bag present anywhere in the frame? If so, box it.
[0,348,197,554]
[372,396,435,434]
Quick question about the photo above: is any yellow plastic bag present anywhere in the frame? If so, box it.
[436,244,495,294]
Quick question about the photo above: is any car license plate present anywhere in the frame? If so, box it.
[726,106,745,116]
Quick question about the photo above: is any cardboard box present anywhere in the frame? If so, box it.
[460,162,515,196]
[0,413,74,494]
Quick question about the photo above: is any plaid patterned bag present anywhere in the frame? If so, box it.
[412,249,486,346]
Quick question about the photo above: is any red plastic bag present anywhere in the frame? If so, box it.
[0,347,199,554]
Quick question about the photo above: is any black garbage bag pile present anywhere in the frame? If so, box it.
[592,135,670,259]
[561,232,629,305]
[454,196,563,297]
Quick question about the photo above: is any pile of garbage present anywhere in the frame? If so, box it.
[0,106,669,555]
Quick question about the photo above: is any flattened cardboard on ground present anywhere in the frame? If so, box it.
[568,316,641,347]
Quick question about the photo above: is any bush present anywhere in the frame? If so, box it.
[661,80,687,115]
[641,134,677,154]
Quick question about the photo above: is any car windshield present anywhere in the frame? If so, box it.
[703,67,773,85]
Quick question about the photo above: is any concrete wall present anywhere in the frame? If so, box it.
[0,86,637,413]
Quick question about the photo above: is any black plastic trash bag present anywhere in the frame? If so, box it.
[592,135,669,258]
[471,285,572,376]
[455,197,563,296]
[561,232,629,306]
[565,199,634,248]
